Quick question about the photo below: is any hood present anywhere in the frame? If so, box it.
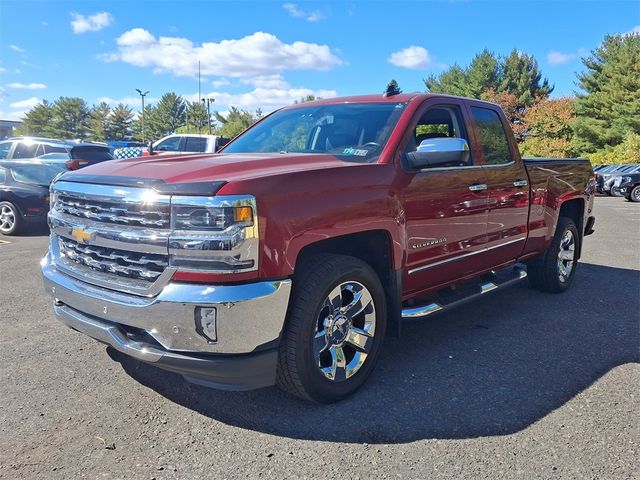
[58,152,359,188]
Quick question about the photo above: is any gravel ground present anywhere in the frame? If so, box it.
[0,196,638,479]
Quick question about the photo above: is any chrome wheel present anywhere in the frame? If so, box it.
[0,205,16,234]
[633,186,640,202]
[313,281,376,382]
[557,229,575,282]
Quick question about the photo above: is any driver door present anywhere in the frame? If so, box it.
[400,100,490,298]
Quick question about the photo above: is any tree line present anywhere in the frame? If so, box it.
[17,33,639,163]
[423,34,639,164]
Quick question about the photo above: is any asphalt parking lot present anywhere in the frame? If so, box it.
[0,196,638,479]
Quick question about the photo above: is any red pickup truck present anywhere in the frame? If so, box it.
[42,93,596,402]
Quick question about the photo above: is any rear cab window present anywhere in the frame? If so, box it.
[470,107,513,165]
[71,147,113,162]
[184,137,208,152]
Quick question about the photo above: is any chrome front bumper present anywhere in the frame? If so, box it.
[41,251,292,389]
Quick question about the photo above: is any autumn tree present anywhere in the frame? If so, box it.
[520,97,576,157]
[572,33,640,153]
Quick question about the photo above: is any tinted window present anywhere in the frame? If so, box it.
[12,142,39,159]
[184,137,208,152]
[155,137,183,152]
[0,141,12,159]
[0,167,6,183]
[471,107,512,165]
[10,164,67,185]
[71,147,113,162]
[224,103,406,163]
[43,144,69,154]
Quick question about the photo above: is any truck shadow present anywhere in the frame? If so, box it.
[111,262,639,444]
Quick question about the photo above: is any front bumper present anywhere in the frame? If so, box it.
[41,251,292,390]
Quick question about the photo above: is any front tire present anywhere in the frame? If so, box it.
[0,201,22,235]
[528,217,579,293]
[276,254,387,403]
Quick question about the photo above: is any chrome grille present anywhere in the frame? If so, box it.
[58,237,168,282]
[56,193,170,228]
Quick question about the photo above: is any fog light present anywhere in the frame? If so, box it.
[195,307,217,343]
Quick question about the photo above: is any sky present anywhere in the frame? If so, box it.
[0,0,638,121]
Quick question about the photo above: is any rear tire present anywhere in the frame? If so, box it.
[0,201,22,236]
[276,254,387,403]
[627,185,640,202]
[528,217,579,293]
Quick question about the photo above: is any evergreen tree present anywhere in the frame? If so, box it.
[181,100,209,133]
[424,65,469,96]
[52,97,90,139]
[132,105,156,142]
[148,92,186,138]
[213,107,260,138]
[499,50,553,108]
[109,103,134,140]
[384,79,402,96]
[572,33,640,153]
[87,102,111,141]
[19,100,57,137]
[466,49,500,98]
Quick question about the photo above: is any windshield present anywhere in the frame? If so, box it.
[223,102,407,162]
[11,164,67,185]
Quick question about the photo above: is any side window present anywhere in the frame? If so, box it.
[12,142,39,159]
[184,137,208,152]
[0,141,13,159]
[470,107,512,165]
[0,167,6,183]
[406,105,472,166]
[155,137,183,152]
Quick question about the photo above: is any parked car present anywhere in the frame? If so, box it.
[145,134,230,156]
[0,160,67,235]
[64,143,114,170]
[0,137,70,160]
[619,172,640,202]
[41,93,595,402]
[596,164,640,195]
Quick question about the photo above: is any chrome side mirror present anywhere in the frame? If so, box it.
[406,137,470,169]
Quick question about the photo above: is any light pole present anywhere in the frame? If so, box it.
[202,97,214,135]
[136,89,149,142]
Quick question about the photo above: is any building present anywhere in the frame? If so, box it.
[0,120,22,140]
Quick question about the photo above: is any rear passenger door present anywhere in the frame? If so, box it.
[469,105,530,264]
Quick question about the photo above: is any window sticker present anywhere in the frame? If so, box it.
[342,148,369,156]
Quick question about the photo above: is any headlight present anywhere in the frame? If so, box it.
[169,195,258,273]
[621,176,632,183]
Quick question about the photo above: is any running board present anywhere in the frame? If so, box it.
[401,265,527,320]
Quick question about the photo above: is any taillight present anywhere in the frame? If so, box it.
[66,159,80,170]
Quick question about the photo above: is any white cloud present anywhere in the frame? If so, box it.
[241,74,289,89]
[97,96,157,107]
[547,51,577,65]
[0,67,6,73]
[6,82,47,90]
[103,29,342,78]
[0,86,7,99]
[0,110,26,121]
[10,97,41,109]
[10,44,25,53]
[70,11,113,33]
[388,46,431,69]
[212,78,230,88]
[626,25,640,35]
[283,3,326,22]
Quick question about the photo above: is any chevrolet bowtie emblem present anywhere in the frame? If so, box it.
[71,226,93,243]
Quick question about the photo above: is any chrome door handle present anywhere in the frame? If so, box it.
[468,183,487,192]
[513,179,528,187]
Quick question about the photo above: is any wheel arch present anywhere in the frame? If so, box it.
[294,230,402,337]
[558,198,585,259]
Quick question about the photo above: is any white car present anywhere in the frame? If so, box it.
[150,134,229,155]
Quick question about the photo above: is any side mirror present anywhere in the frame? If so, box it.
[406,137,470,169]
[148,141,155,155]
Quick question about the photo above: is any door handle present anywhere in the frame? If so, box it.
[468,183,487,192]
[513,179,528,187]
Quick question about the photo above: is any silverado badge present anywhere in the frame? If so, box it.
[71,226,93,244]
